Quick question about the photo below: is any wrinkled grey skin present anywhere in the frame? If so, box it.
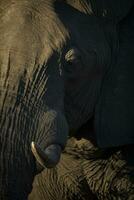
[0,0,133,199]
[30,3,133,200]
[29,137,134,200]
[0,1,110,199]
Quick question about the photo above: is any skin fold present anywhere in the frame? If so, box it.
[1,0,133,199]
[29,137,134,200]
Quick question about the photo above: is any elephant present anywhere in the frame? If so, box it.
[0,0,134,199]
[29,1,134,199]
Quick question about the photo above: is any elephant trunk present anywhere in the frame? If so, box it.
[0,50,69,198]
[0,106,36,199]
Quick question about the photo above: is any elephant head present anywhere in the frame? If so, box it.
[0,0,111,199]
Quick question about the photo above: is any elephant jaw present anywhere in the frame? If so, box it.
[31,142,62,169]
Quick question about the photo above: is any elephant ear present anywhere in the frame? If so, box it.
[90,0,134,23]
[57,0,134,21]
[95,8,134,148]
[56,0,93,15]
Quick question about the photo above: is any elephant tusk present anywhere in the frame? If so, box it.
[31,142,62,169]
[31,142,46,168]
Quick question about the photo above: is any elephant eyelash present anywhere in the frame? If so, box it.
[65,48,81,63]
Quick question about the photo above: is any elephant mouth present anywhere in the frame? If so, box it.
[31,142,62,169]
[73,116,97,145]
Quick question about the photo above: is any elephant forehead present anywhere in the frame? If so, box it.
[0,0,69,61]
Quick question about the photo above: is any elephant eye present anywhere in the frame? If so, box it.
[65,48,81,65]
